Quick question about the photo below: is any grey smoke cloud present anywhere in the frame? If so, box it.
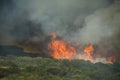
[78,2,120,44]
[13,0,112,42]
[0,0,119,46]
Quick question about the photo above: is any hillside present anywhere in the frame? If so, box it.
[0,56,120,80]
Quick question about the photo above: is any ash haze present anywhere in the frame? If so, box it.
[0,0,120,61]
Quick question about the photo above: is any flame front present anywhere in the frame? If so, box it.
[48,33,116,63]
[48,33,76,60]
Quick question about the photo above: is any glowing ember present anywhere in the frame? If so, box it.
[50,32,56,39]
[84,44,94,60]
[108,57,116,62]
[48,33,76,60]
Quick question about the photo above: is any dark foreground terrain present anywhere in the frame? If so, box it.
[0,56,120,80]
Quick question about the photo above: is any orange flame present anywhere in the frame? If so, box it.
[48,33,76,60]
[84,44,94,60]
[48,33,116,63]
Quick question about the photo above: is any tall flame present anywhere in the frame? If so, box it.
[84,44,94,60]
[48,33,76,60]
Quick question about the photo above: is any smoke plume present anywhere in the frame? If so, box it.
[0,0,120,61]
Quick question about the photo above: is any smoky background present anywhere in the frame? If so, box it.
[0,0,120,61]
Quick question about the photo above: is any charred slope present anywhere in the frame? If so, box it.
[0,45,39,57]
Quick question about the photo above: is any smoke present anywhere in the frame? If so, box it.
[0,0,120,58]
[78,1,120,45]
[0,0,112,43]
